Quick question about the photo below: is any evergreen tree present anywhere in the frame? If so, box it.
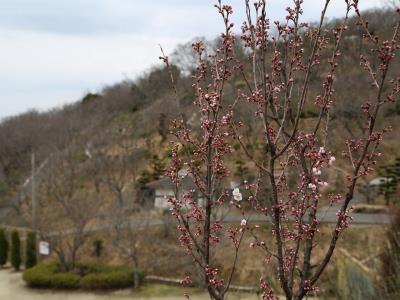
[151,155,165,180]
[234,160,251,181]
[25,232,37,269]
[0,229,8,266]
[11,231,21,271]
[92,239,103,257]
[379,158,400,205]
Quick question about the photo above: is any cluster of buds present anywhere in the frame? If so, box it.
[260,278,278,300]
[303,280,320,293]
[205,266,224,288]
[181,276,193,286]
[335,209,354,232]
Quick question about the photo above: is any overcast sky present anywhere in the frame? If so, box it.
[0,0,383,120]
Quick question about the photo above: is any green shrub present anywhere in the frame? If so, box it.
[23,261,144,290]
[0,229,8,266]
[380,208,400,299]
[23,262,59,287]
[75,261,109,275]
[11,231,21,271]
[24,262,80,288]
[337,259,375,300]
[347,266,375,300]
[80,269,134,289]
[50,272,81,289]
[25,232,37,269]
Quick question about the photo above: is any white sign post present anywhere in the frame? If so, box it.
[39,241,50,256]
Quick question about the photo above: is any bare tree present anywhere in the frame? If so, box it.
[37,147,100,271]
[171,38,214,76]
[110,208,151,287]
[385,0,400,8]
[98,121,149,286]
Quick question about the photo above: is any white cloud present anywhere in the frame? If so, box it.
[0,0,384,119]
[0,29,181,81]
[0,29,183,119]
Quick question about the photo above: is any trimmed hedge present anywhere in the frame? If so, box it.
[75,261,109,275]
[11,231,21,271]
[0,229,8,266]
[23,262,58,287]
[23,261,144,289]
[25,232,37,269]
[51,272,81,289]
[80,269,135,289]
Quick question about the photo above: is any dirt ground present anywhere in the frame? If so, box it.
[0,268,259,300]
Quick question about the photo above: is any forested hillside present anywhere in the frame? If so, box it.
[0,7,399,220]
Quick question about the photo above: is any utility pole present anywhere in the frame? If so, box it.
[31,151,36,231]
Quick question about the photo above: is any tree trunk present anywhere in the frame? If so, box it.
[132,255,140,288]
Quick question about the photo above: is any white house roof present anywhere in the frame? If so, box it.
[369,177,394,186]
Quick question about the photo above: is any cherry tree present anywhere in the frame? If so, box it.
[161,1,400,299]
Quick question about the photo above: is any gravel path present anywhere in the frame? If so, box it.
[0,269,258,300]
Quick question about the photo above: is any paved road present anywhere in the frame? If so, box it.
[1,195,390,237]
[227,207,391,225]
[47,205,390,238]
